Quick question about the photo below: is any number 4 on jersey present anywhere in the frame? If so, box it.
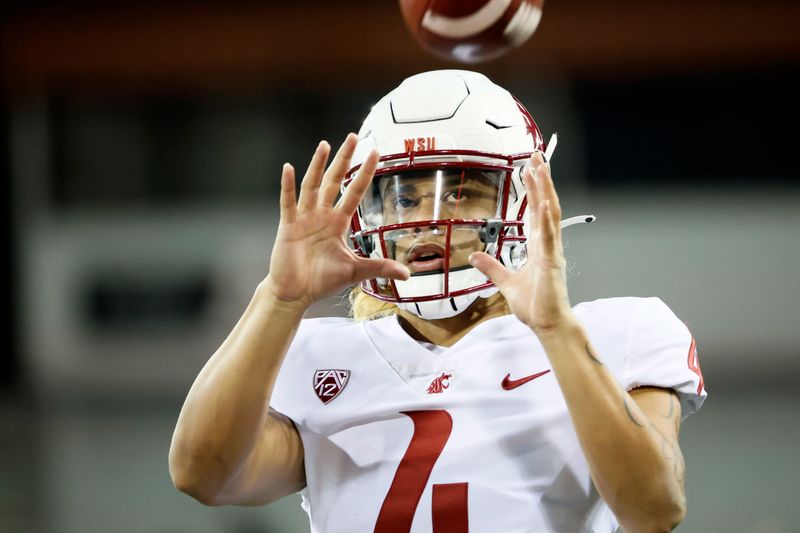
[375,410,468,533]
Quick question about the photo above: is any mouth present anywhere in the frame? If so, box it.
[406,243,447,273]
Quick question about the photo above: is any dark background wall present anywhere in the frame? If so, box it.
[2,1,798,531]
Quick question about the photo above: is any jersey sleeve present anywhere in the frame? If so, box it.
[268,316,356,425]
[624,297,707,419]
[268,319,314,424]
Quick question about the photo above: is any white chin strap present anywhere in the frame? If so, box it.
[397,292,490,320]
[394,267,498,320]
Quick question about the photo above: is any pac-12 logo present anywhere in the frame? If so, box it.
[313,369,350,404]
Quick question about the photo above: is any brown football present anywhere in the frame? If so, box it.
[399,0,545,63]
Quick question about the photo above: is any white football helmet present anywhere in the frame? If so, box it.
[344,70,591,319]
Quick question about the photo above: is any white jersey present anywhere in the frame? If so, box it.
[270,296,707,533]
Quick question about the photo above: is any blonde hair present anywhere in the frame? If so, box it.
[348,286,398,321]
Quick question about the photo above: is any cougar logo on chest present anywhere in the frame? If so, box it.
[426,372,452,394]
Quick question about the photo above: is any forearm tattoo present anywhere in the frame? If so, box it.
[585,341,604,365]
[582,341,685,492]
[626,390,686,489]
[660,391,675,419]
[660,394,686,486]
[623,395,647,427]
[660,392,681,438]
[584,341,653,429]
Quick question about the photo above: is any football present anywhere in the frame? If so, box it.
[399,0,545,64]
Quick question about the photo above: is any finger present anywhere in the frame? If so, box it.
[319,133,358,207]
[539,200,559,256]
[279,163,297,224]
[522,165,540,233]
[353,257,410,282]
[468,251,513,290]
[337,149,379,215]
[532,152,562,221]
[297,141,331,212]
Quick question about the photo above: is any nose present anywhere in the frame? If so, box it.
[413,221,446,239]
[413,224,439,236]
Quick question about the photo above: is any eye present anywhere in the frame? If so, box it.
[393,196,417,210]
[442,190,467,203]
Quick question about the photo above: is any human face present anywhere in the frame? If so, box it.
[377,168,501,274]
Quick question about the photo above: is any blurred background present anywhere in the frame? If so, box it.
[1,1,798,531]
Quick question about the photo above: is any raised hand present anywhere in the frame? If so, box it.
[468,152,574,335]
[262,134,410,310]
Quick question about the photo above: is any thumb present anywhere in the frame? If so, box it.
[354,257,410,282]
[469,252,511,289]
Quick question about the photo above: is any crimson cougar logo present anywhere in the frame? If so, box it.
[313,369,350,404]
[426,372,452,395]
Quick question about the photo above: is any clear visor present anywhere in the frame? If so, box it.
[361,167,504,228]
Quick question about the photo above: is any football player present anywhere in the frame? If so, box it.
[170,70,706,532]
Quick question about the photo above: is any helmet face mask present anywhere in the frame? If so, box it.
[344,70,545,319]
[376,168,500,264]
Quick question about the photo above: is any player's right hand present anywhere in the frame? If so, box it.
[262,133,410,310]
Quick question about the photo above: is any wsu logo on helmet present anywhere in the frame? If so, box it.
[313,369,351,404]
[404,136,437,153]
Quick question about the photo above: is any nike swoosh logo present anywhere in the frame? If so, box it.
[501,369,551,390]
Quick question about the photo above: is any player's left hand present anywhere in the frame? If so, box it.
[468,152,575,335]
